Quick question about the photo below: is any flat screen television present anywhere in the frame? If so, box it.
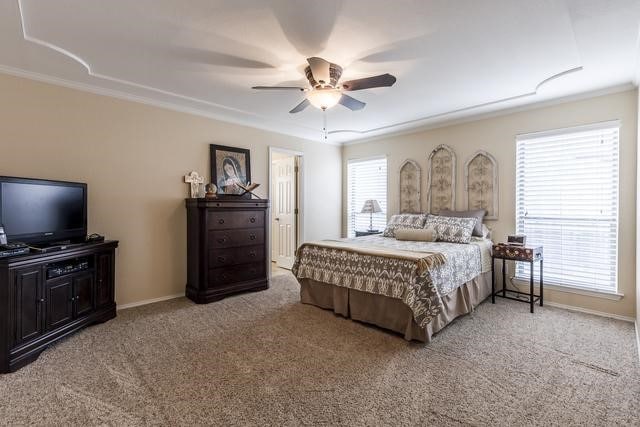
[0,176,87,245]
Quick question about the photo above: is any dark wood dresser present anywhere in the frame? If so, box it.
[185,198,270,303]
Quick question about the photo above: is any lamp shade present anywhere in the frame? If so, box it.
[360,199,382,214]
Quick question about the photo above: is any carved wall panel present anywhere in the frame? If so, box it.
[465,150,498,219]
[399,159,421,213]
[427,145,456,213]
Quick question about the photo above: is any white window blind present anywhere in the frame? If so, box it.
[347,157,387,237]
[515,121,619,292]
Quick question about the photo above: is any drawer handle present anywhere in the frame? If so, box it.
[248,251,256,258]
[217,256,226,263]
[249,217,256,223]
[249,234,256,241]
[217,237,227,244]
[218,219,225,224]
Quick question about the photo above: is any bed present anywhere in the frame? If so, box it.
[292,234,493,342]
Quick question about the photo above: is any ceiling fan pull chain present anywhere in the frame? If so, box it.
[322,109,328,142]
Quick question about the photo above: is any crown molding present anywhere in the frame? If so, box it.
[331,67,583,140]
[15,0,329,143]
[6,64,345,146]
[13,0,637,146]
[341,82,635,146]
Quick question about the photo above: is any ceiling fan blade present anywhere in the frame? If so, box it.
[338,94,366,111]
[289,99,310,113]
[252,86,305,91]
[341,73,396,91]
[307,57,331,85]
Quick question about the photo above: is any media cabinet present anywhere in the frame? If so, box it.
[0,241,118,373]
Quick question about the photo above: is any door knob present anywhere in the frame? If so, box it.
[274,218,280,221]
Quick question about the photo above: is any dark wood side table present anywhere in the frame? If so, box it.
[491,244,543,313]
[355,230,382,237]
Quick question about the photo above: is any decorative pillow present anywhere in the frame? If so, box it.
[424,214,477,244]
[481,224,491,239]
[438,209,486,237]
[382,214,427,237]
[395,227,436,242]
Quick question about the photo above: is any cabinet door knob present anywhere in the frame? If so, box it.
[249,217,256,223]
[39,298,45,303]
[217,237,227,244]
[217,256,226,263]
[249,234,256,241]
[248,251,256,258]
[218,219,225,224]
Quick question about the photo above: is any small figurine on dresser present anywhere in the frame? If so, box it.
[205,183,218,199]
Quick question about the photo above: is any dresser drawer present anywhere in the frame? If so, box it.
[209,245,264,267]
[209,228,264,248]
[209,262,265,287]
[207,210,264,230]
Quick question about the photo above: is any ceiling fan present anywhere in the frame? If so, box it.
[252,57,396,113]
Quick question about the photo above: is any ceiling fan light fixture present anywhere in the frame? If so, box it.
[306,88,342,110]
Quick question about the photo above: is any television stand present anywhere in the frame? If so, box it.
[0,240,118,373]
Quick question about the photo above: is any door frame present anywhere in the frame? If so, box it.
[268,147,305,271]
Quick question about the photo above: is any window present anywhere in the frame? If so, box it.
[347,157,387,237]
[515,121,619,293]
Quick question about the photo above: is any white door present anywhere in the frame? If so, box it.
[272,156,296,269]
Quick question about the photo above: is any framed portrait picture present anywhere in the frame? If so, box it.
[210,144,251,198]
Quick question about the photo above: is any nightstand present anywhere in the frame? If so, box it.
[491,244,543,313]
[355,230,382,237]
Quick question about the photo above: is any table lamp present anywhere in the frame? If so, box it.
[360,199,382,232]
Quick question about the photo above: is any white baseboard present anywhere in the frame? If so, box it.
[544,300,635,323]
[117,293,183,310]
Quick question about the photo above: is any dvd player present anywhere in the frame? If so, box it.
[0,243,30,258]
[46,259,90,279]
[0,247,30,258]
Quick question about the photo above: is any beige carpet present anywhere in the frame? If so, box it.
[1,269,639,426]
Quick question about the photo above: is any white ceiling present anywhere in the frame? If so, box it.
[1,0,639,144]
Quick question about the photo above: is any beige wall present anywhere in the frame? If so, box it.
[0,73,342,306]
[343,89,638,318]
